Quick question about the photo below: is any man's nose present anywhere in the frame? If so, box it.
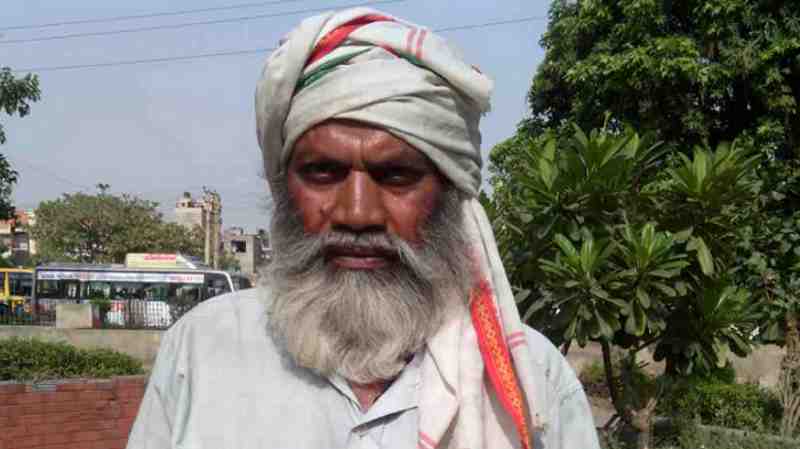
[331,171,386,233]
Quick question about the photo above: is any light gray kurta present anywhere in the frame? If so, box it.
[127,289,599,449]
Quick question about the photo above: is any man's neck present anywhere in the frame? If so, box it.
[348,380,391,411]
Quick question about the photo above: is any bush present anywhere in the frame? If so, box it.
[0,337,144,381]
[683,362,737,385]
[660,380,782,432]
[673,420,800,449]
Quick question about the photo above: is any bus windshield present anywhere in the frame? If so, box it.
[9,272,33,297]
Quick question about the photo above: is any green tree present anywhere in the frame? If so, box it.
[524,0,800,358]
[30,185,203,263]
[219,251,242,272]
[487,124,761,447]
[0,68,40,219]
[528,0,800,158]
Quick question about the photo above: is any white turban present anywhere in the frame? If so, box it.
[255,8,545,449]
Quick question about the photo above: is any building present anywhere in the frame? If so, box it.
[0,209,37,266]
[174,192,206,230]
[222,227,269,278]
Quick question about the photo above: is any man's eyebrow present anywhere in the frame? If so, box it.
[291,150,348,164]
[366,146,434,166]
[364,159,431,172]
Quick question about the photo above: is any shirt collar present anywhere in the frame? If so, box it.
[328,351,423,425]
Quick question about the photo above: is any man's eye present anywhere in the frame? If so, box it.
[373,167,425,186]
[298,162,347,183]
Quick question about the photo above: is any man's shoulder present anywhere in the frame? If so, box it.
[522,326,562,365]
[155,287,289,376]
[521,325,585,397]
[166,287,267,338]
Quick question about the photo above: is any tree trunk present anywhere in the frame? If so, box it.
[629,398,656,449]
[786,310,799,356]
[781,310,800,437]
[600,340,627,423]
[634,425,651,449]
[561,339,572,356]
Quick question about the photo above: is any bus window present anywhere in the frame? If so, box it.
[65,281,80,300]
[110,282,145,300]
[204,273,231,299]
[36,279,62,299]
[9,272,32,297]
[85,281,111,300]
[144,284,170,302]
[175,284,201,302]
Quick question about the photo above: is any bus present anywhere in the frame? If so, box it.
[32,254,253,328]
[0,268,33,319]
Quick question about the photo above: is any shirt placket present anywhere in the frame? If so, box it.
[330,353,423,449]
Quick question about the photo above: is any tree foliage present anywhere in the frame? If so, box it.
[0,68,40,220]
[489,0,800,443]
[486,124,764,443]
[528,0,800,158]
[519,0,800,350]
[490,124,760,375]
[29,185,203,264]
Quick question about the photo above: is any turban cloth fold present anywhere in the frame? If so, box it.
[255,8,546,449]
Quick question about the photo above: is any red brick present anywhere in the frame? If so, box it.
[14,434,45,448]
[21,404,45,415]
[101,439,129,449]
[99,403,121,419]
[91,381,114,391]
[0,405,24,418]
[117,420,136,439]
[0,393,19,405]
[3,427,30,439]
[44,411,82,425]
[117,389,145,400]
[114,376,146,385]
[51,392,81,403]
[43,433,71,445]
[70,420,117,433]
[43,402,79,414]
[18,414,46,426]
[79,391,114,402]
[0,384,24,394]
[17,392,52,405]
[70,431,102,443]
[57,421,90,433]
[120,403,141,418]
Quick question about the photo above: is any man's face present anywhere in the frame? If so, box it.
[268,119,470,383]
[286,120,444,269]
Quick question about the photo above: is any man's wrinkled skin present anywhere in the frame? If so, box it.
[287,120,444,250]
[286,119,447,408]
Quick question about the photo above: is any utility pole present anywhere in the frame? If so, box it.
[212,191,222,270]
[203,188,213,266]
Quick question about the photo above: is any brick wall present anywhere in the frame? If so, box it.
[0,376,147,449]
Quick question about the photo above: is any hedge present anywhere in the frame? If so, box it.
[659,380,782,433]
[0,337,144,381]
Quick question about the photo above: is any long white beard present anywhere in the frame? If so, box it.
[263,186,471,383]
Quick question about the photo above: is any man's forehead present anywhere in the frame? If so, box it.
[291,120,433,166]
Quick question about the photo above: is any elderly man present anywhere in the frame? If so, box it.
[128,8,599,449]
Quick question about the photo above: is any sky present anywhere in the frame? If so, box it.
[1,0,549,233]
